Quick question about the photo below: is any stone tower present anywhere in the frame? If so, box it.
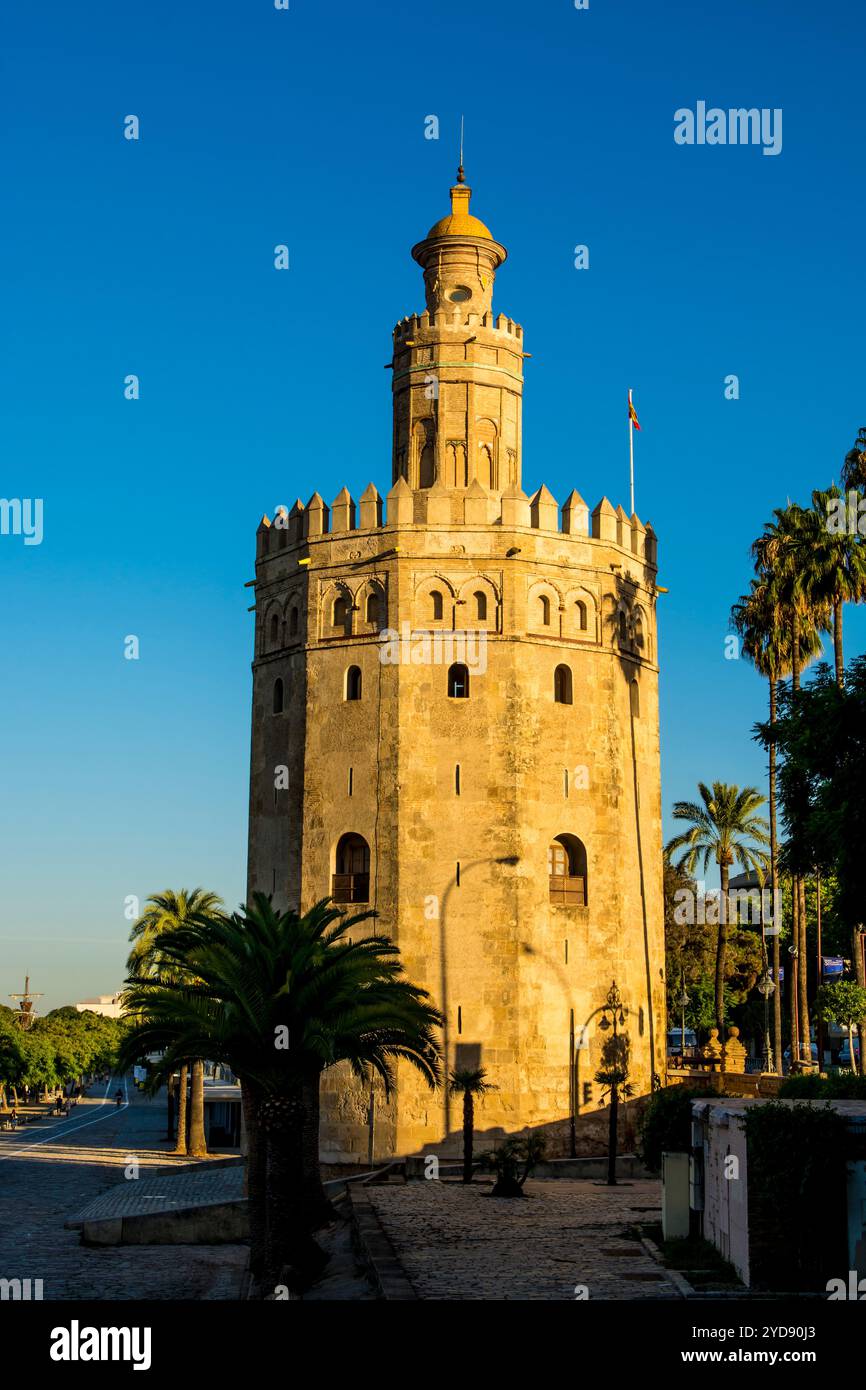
[246,168,666,1161]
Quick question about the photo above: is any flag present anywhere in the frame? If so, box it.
[628,396,641,431]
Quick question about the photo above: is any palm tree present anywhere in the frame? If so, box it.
[806,486,866,687]
[841,426,866,492]
[127,888,223,1157]
[120,895,441,1288]
[752,507,830,1066]
[449,1068,496,1183]
[667,783,770,1037]
[732,578,823,1070]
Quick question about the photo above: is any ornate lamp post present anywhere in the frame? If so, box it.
[677,983,690,1063]
[757,969,776,1073]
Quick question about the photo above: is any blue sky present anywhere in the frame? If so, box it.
[2,0,864,1011]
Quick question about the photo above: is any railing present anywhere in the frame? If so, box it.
[548,874,586,907]
[332,873,370,904]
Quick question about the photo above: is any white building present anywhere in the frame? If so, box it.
[74,993,124,1019]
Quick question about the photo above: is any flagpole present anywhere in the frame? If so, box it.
[628,387,635,515]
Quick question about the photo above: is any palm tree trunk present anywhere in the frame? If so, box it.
[798,876,810,1064]
[166,1074,175,1141]
[462,1093,474,1184]
[833,597,844,687]
[789,886,800,1068]
[187,1059,207,1158]
[714,861,730,1038]
[241,1080,267,1285]
[853,926,866,1076]
[791,613,801,692]
[300,1071,333,1230]
[769,679,782,1072]
[174,1062,189,1155]
[263,1089,325,1288]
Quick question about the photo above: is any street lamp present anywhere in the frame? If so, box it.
[596,981,629,1185]
[757,969,776,1073]
[676,984,690,1063]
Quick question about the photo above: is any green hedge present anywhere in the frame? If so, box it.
[779,1072,866,1100]
[637,1085,720,1174]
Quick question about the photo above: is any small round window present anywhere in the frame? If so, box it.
[449,286,471,302]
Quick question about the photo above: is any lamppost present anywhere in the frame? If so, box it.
[677,982,690,1064]
[757,969,776,1074]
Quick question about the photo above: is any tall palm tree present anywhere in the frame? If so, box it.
[752,506,830,1065]
[449,1067,496,1184]
[667,783,770,1037]
[127,888,223,1157]
[732,578,823,1071]
[841,426,866,492]
[806,486,866,687]
[120,895,441,1288]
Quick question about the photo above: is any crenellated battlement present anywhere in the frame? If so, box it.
[393,310,523,343]
[256,480,657,569]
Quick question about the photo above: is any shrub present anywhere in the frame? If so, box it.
[636,1084,719,1174]
[779,1072,866,1101]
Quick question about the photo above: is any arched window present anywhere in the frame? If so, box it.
[576,600,588,632]
[540,595,551,627]
[346,665,362,701]
[333,833,370,903]
[474,591,487,622]
[618,609,628,643]
[366,593,380,626]
[548,835,588,906]
[630,678,640,718]
[634,612,645,651]
[333,596,349,629]
[289,606,299,637]
[272,678,284,715]
[269,613,280,648]
[554,664,573,705]
[431,590,444,622]
[448,663,469,699]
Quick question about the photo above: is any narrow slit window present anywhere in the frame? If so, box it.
[348,767,353,797]
[455,764,461,796]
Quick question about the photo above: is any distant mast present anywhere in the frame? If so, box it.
[9,975,43,1030]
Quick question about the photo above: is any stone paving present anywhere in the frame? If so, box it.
[367,1177,680,1300]
[72,1163,244,1224]
[0,1079,247,1300]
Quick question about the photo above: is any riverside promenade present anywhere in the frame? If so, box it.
[0,1078,246,1300]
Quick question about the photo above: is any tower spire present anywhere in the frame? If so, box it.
[457,114,465,184]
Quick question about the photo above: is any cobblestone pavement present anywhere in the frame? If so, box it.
[0,1077,247,1300]
[73,1163,244,1223]
[367,1177,680,1300]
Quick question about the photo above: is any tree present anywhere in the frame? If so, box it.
[127,888,224,1157]
[449,1068,496,1184]
[759,661,866,1068]
[120,895,441,1289]
[732,576,822,1070]
[804,487,866,686]
[595,1031,634,1185]
[481,1133,547,1197]
[841,426,866,492]
[752,504,830,1067]
[667,783,769,1034]
[814,982,866,1077]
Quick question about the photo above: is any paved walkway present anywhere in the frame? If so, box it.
[367,1177,680,1300]
[0,1077,247,1300]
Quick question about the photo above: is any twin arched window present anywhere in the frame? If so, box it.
[474,591,487,622]
[269,613,280,648]
[548,834,588,906]
[539,595,551,627]
[618,610,628,643]
[431,590,444,622]
[554,664,573,705]
[366,593,380,626]
[272,678,284,715]
[346,666,362,701]
[289,606,299,637]
[333,833,370,903]
[333,596,350,629]
[576,600,588,632]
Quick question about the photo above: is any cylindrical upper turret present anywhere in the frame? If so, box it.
[392,169,523,494]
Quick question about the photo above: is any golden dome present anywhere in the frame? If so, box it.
[424,172,493,241]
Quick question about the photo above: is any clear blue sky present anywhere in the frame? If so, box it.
[2,0,864,1011]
